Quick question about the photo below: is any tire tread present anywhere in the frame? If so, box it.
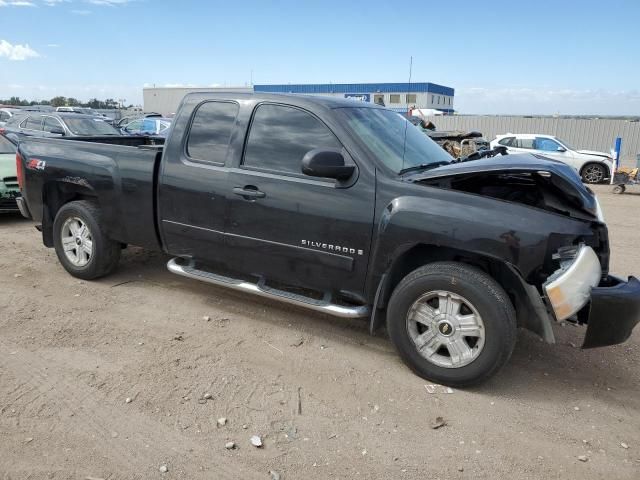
[53,200,121,280]
[387,262,517,387]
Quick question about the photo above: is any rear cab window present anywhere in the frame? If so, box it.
[186,101,239,165]
[242,103,342,177]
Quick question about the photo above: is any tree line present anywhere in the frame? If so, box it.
[0,96,132,109]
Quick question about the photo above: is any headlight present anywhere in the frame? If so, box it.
[544,245,602,321]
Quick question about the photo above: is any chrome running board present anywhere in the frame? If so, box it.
[167,257,370,319]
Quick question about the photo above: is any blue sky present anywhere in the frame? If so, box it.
[1,0,639,114]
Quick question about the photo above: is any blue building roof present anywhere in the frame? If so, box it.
[254,82,454,96]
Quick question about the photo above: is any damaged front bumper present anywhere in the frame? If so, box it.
[581,275,640,348]
[544,245,640,348]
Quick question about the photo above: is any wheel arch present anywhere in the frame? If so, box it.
[41,181,99,247]
[369,243,555,343]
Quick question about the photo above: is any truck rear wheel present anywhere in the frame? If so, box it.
[53,200,121,280]
[387,262,516,387]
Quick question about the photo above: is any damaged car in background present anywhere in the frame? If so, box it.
[0,134,20,213]
[15,93,640,386]
[407,116,489,158]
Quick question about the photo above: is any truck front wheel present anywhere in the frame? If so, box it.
[387,262,517,387]
[53,200,121,280]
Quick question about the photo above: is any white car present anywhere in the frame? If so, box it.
[490,134,613,184]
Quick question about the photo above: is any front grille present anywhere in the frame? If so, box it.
[590,223,610,275]
[0,197,19,211]
[3,176,18,188]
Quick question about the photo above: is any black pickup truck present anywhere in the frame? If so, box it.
[15,93,640,386]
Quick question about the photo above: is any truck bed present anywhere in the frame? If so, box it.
[18,136,164,251]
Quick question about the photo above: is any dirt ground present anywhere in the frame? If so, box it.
[1,184,639,479]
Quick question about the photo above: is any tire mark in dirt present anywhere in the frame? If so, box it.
[0,342,264,480]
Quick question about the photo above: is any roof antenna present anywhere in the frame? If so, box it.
[407,56,413,114]
[401,55,413,173]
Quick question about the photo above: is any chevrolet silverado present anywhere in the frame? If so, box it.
[15,93,640,386]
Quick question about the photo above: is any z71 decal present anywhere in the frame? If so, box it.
[27,159,46,171]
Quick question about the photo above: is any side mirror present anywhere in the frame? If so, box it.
[557,146,566,152]
[50,127,65,136]
[302,148,355,180]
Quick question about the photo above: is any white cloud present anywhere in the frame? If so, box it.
[86,0,134,5]
[455,86,640,116]
[0,39,40,61]
[0,82,144,104]
[0,0,36,6]
[1,0,133,7]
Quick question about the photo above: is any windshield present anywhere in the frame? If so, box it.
[0,135,16,154]
[337,107,452,173]
[62,117,119,136]
[555,137,574,150]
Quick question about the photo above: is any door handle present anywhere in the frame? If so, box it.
[233,186,266,199]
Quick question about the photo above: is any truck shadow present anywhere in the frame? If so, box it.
[0,212,29,225]
[106,247,639,403]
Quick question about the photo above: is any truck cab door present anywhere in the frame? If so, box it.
[158,100,239,262]
[224,103,375,297]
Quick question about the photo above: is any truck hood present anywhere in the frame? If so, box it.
[407,153,599,218]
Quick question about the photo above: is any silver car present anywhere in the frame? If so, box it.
[0,108,22,127]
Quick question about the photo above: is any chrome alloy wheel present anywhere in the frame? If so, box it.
[406,290,485,368]
[61,217,93,267]
[583,164,605,183]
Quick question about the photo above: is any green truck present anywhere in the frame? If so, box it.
[0,134,20,213]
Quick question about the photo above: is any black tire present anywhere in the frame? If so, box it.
[53,200,121,280]
[580,163,607,184]
[612,185,626,195]
[387,262,516,387]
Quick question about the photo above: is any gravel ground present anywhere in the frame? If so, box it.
[1,184,639,479]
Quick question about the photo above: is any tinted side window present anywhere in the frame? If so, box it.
[43,117,63,133]
[243,104,342,176]
[535,137,560,151]
[498,137,514,146]
[142,119,157,133]
[187,102,239,164]
[125,120,143,131]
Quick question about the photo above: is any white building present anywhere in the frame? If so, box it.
[143,82,454,117]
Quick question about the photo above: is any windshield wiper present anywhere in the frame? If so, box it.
[398,161,451,175]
